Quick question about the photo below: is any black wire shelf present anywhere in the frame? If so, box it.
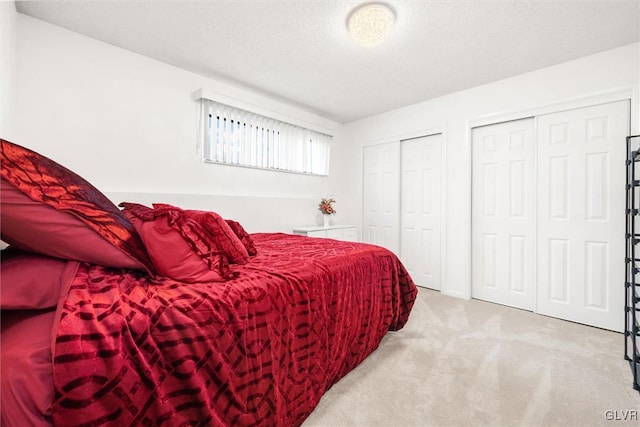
[625,134,640,393]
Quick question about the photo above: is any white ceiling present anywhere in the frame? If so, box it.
[15,0,640,123]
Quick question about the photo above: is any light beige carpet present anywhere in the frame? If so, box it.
[303,288,640,426]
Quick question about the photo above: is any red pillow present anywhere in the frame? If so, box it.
[176,207,249,265]
[1,180,144,269]
[0,139,152,271]
[120,203,234,283]
[1,250,80,310]
[225,219,257,256]
[1,309,57,426]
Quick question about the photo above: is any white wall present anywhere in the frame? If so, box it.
[12,13,352,232]
[346,42,640,298]
[0,1,17,139]
[11,10,639,285]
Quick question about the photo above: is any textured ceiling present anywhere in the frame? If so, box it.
[15,0,640,123]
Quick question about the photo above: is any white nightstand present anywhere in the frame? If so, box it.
[292,225,359,242]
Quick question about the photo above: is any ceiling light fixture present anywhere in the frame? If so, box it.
[347,3,395,48]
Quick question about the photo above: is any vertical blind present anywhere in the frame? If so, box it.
[201,100,331,176]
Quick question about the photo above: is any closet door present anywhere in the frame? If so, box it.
[537,100,629,332]
[472,118,536,310]
[400,134,442,290]
[362,142,400,255]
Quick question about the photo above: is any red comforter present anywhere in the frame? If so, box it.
[51,233,417,426]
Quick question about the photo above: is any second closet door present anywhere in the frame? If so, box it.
[472,118,536,310]
[401,134,442,290]
[536,101,628,332]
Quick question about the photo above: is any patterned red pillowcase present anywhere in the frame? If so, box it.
[225,220,257,257]
[120,203,234,283]
[0,139,152,271]
[150,204,249,264]
[179,208,250,265]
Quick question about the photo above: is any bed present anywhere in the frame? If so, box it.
[0,139,417,426]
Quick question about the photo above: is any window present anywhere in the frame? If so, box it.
[201,99,331,176]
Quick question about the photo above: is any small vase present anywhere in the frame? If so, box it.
[323,215,330,228]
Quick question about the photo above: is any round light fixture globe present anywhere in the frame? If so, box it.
[347,3,395,47]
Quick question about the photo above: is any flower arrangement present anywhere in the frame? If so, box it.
[318,197,336,215]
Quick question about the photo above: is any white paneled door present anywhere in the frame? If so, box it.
[401,135,442,290]
[537,101,629,332]
[472,100,629,332]
[363,142,400,255]
[472,119,536,310]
